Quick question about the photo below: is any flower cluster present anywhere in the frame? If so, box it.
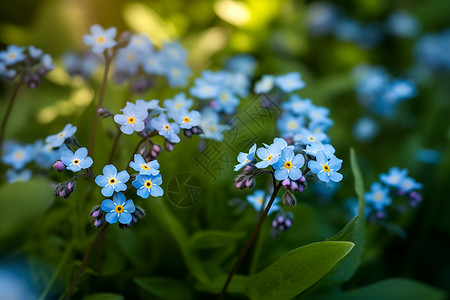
[0,45,54,88]
[415,28,450,72]
[254,72,305,94]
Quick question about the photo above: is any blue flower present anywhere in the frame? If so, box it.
[45,124,77,148]
[133,174,164,198]
[114,102,148,135]
[382,79,417,103]
[272,137,295,151]
[2,144,34,169]
[6,169,32,183]
[379,167,408,188]
[165,64,191,87]
[173,107,201,129]
[95,165,129,197]
[277,113,305,137]
[308,151,343,183]
[282,95,312,115]
[32,140,61,168]
[353,117,379,142]
[128,34,153,55]
[150,114,180,143]
[129,154,160,175]
[225,54,257,77]
[199,108,227,141]
[398,177,423,193]
[247,190,280,215]
[161,42,187,62]
[275,72,306,93]
[115,46,143,75]
[40,54,54,71]
[387,10,420,38]
[254,75,275,94]
[0,45,26,65]
[307,106,331,123]
[164,93,193,117]
[234,143,257,171]
[304,142,335,158]
[215,89,240,114]
[60,147,93,172]
[101,193,135,224]
[273,148,304,180]
[296,128,327,145]
[365,182,391,211]
[83,25,117,53]
[143,51,166,75]
[255,143,282,169]
[28,46,43,59]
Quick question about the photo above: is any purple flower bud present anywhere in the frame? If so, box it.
[191,126,204,135]
[97,107,114,118]
[152,144,161,153]
[23,75,30,83]
[284,137,294,145]
[297,185,304,192]
[94,218,103,227]
[150,150,159,159]
[290,181,299,191]
[53,160,65,171]
[210,100,218,109]
[245,178,255,189]
[183,129,193,138]
[164,140,175,152]
[66,181,75,192]
[285,219,292,228]
[91,210,101,218]
[32,74,40,82]
[281,179,291,187]
[244,164,255,172]
[132,216,138,224]
[272,220,277,227]
[38,67,47,75]
[59,190,67,198]
[29,82,36,89]
[298,176,306,183]
[279,225,286,231]
[277,216,284,223]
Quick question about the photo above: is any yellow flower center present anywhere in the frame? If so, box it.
[171,68,181,78]
[141,164,150,170]
[15,152,24,159]
[308,136,315,142]
[183,117,191,123]
[267,154,273,161]
[164,124,170,131]
[220,92,228,101]
[322,164,330,172]
[58,132,65,138]
[284,161,293,170]
[8,53,15,59]
[108,177,117,185]
[127,117,136,124]
[288,121,297,130]
[256,197,263,204]
[115,205,124,213]
[144,179,153,188]
[72,159,80,165]
[96,36,106,44]
[176,103,183,109]
[127,54,135,61]
[374,192,383,201]
[209,126,216,132]
[245,159,249,163]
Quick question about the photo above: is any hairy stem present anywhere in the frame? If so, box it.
[65,224,109,300]
[219,180,283,299]
[89,56,111,156]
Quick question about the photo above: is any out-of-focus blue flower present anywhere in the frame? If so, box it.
[0,265,38,300]
[143,51,166,75]
[101,193,135,224]
[2,144,34,169]
[0,45,26,65]
[150,114,180,143]
[166,64,191,87]
[387,11,420,38]
[190,78,221,99]
[254,75,275,94]
[6,169,32,183]
[282,95,312,115]
[304,142,335,158]
[234,143,257,171]
[365,182,391,211]
[129,154,160,175]
[164,93,193,118]
[308,106,331,124]
[115,46,143,75]
[334,19,361,42]
[33,140,61,168]
[215,89,240,114]
[307,2,339,36]
[353,116,379,142]
[63,52,100,78]
[199,108,227,141]
[398,177,423,193]
[416,148,442,164]
[379,167,408,189]
[277,113,305,137]
[272,137,294,151]
[273,148,304,180]
[296,128,327,145]
[225,54,257,77]
[83,25,117,54]
[162,42,187,62]
[354,65,390,96]
[382,79,417,103]
[28,46,43,59]
[0,62,17,79]
[247,189,280,215]
[133,174,164,198]
[308,151,343,183]
[40,54,54,71]
[255,143,282,169]
[114,102,148,135]
[45,124,77,148]
[275,72,306,93]
[95,165,129,197]
[128,34,153,55]
[173,107,201,129]
[414,29,450,72]
[60,147,93,172]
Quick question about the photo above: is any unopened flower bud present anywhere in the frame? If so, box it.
[152,144,161,153]
[245,178,255,189]
[298,176,306,183]
[281,179,291,188]
[53,160,65,172]
[97,107,114,118]
[94,218,103,227]
[117,31,132,48]
[164,140,175,152]
[282,191,296,207]
[183,129,193,138]
[236,181,244,189]
[290,181,299,191]
[29,82,36,89]
[191,126,204,135]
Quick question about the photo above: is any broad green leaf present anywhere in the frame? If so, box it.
[336,278,446,300]
[188,230,245,250]
[82,293,124,300]
[321,148,366,285]
[195,274,249,294]
[244,241,355,300]
[134,277,193,300]
[0,178,53,242]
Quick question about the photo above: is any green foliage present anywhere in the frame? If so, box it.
[134,277,193,300]
[244,241,355,300]
[188,230,246,250]
[82,293,124,300]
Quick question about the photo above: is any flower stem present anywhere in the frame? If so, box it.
[219,180,282,299]
[108,130,122,164]
[65,224,109,300]
[0,80,22,163]
[89,55,111,156]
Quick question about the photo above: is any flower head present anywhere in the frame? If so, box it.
[273,148,305,180]
[275,72,306,93]
[114,102,148,135]
[365,182,392,211]
[2,144,34,169]
[308,151,343,183]
[304,142,335,158]
[255,143,282,169]
[173,107,201,129]
[164,93,193,118]
[60,147,93,172]
[254,75,275,94]
[95,165,129,197]
[379,167,408,188]
[150,114,180,143]
[234,144,257,171]
[133,174,164,198]
[0,45,26,65]
[45,124,77,148]
[101,193,135,224]
[247,189,280,215]
[6,169,32,183]
[83,25,117,54]
[129,154,160,175]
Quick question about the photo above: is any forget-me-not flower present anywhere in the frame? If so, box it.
[234,143,257,171]
[101,193,135,224]
[173,107,201,129]
[45,124,77,148]
[365,182,392,211]
[83,25,117,54]
[255,143,282,169]
[0,45,26,65]
[60,147,93,172]
[133,174,164,198]
[379,167,408,188]
[275,72,306,93]
[273,148,304,180]
[129,154,160,175]
[150,114,180,143]
[114,102,148,135]
[247,189,280,215]
[95,164,129,197]
[308,151,343,183]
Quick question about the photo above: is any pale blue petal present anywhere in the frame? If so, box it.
[275,169,288,180]
[316,151,327,165]
[123,200,135,213]
[103,165,117,177]
[317,171,330,182]
[129,161,140,172]
[308,160,322,174]
[255,160,269,169]
[289,167,302,180]
[137,187,149,198]
[101,199,115,212]
[95,175,108,187]
[292,154,305,168]
[328,156,342,171]
[74,147,88,159]
[116,170,130,183]
[152,175,162,185]
[80,157,93,168]
[329,171,343,182]
[150,185,164,197]
[121,124,134,135]
[113,193,126,206]
[102,185,114,197]
[119,212,132,224]
[105,212,118,224]
[114,182,127,192]
[114,114,127,125]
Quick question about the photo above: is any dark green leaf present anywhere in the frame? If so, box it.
[188,230,245,250]
[244,241,355,300]
[134,277,193,300]
[82,293,124,300]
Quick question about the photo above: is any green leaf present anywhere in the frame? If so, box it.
[134,277,193,300]
[195,274,249,294]
[82,293,124,300]
[244,241,355,300]
[321,148,366,285]
[0,178,53,242]
[188,230,245,250]
[336,278,446,300]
